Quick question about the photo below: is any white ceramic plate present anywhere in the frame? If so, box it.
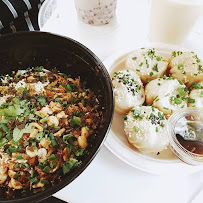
[103,43,203,175]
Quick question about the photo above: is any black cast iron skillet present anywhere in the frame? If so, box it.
[0,31,114,203]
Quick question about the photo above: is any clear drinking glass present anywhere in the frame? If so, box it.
[149,0,203,44]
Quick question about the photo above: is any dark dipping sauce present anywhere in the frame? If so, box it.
[176,134,203,155]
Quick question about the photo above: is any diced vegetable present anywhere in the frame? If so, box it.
[13,128,22,142]
[1,123,9,132]
[51,139,58,147]
[36,132,44,142]
[43,166,51,173]
[40,117,48,123]
[69,116,82,127]
[63,134,74,144]
[48,154,57,160]
[62,158,81,175]
[40,180,49,184]
[9,146,17,153]
[16,155,23,160]
[0,138,7,146]
[188,98,195,103]
[50,161,57,169]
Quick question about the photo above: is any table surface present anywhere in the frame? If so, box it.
[40,0,203,202]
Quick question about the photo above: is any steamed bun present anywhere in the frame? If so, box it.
[125,48,168,83]
[124,106,169,153]
[145,76,188,117]
[169,51,203,87]
[188,82,203,108]
[112,69,145,114]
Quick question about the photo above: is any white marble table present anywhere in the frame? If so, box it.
[40,0,203,202]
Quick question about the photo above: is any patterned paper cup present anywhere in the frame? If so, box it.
[74,0,117,25]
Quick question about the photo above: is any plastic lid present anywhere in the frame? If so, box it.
[38,0,57,30]
[167,108,203,165]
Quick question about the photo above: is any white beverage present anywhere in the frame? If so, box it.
[149,0,203,44]
[74,0,117,25]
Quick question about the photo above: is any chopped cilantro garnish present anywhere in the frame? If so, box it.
[40,117,48,123]
[14,171,21,180]
[52,125,60,130]
[176,88,187,97]
[69,116,82,127]
[172,51,176,57]
[123,78,129,84]
[170,96,175,105]
[40,76,46,82]
[43,166,51,173]
[16,155,23,160]
[188,98,195,103]
[178,64,184,70]
[149,72,154,77]
[160,123,165,127]
[40,180,49,185]
[156,56,161,61]
[178,80,184,85]
[50,161,57,169]
[34,66,43,71]
[63,134,74,144]
[0,138,7,146]
[153,95,159,102]
[6,134,13,141]
[62,158,81,175]
[14,163,19,169]
[62,101,68,108]
[36,93,46,107]
[48,154,57,160]
[36,132,44,142]
[23,87,29,95]
[134,127,139,132]
[1,123,9,132]
[24,141,29,147]
[30,177,38,188]
[131,109,140,118]
[192,83,202,89]
[174,98,182,104]
[139,62,144,67]
[75,148,86,156]
[54,97,61,102]
[150,113,154,118]
[152,64,159,72]
[51,139,58,147]
[158,112,165,120]
[13,98,20,104]
[61,83,72,92]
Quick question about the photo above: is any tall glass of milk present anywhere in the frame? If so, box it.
[149,0,203,44]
